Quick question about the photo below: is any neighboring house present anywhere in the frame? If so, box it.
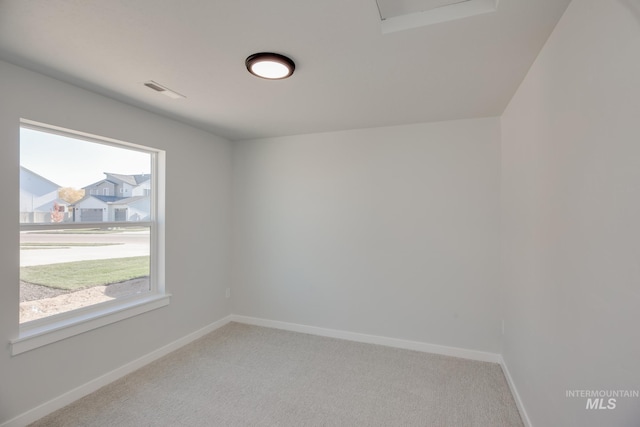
[109,196,150,222]
[72,195,116,222]
[84,173,151,197]
[19,166,69,223]
[75,173,151,222]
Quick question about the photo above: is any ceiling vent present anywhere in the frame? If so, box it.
[376,0,498,33]
[144,80,186,99]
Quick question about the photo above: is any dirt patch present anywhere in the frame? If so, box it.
[20,281,71,302]
[20,278,150,323]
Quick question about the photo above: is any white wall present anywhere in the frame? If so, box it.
[501,0,640,425]
[0,60,232,423]
[232,118,502,353]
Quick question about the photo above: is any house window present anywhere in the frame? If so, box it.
[14,119,168,355]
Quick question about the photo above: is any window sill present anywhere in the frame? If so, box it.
[11,293,171,356]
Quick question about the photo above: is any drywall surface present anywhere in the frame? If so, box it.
[0,60,232,423]
[501,0,640,425]
[232,118,501,353]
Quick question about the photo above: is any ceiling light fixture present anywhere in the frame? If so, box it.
[245,52,295,80]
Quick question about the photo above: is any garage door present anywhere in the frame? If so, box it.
[80,208,103,222]
[114,208,127,221]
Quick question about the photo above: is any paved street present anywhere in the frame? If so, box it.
[20,230,150,267]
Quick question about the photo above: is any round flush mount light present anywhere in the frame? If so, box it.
[245,52,295,80]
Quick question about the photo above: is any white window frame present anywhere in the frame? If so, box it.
[11,119,169,356]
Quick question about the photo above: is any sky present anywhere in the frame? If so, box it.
[20,127,151,189]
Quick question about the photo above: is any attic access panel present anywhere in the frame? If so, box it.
[376,0,498,33]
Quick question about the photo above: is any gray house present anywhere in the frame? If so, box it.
[19,166,69,223]
[74,173,151,222]
[85,173,151,198]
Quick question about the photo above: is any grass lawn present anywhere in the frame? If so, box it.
[20,256,149,290]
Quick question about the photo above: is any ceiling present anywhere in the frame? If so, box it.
[0,0,571,141]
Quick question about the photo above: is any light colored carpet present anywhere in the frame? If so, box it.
[30,322,524,426]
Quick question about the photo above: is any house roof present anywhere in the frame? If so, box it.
[82,178,113,190]
[73,194,121,206]
[20,166,62,195]
[83,173,150,189]
[104,173,151,186]
[73,194,149,206]
[93,195,125,203]
[108,196,148,206]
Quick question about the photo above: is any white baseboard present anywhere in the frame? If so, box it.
[499,356,532,427]
[230,314,501,364]
[1,315,233,427]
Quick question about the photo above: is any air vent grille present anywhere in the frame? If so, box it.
[143,80,186,99]
[144,81,166,92]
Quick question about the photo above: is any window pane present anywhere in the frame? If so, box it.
[20,227,150,323]
[20,127,151,225]
[20,124,156,324]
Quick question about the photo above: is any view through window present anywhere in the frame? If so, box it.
[20,124,155,324]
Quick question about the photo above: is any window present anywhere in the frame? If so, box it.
[13,119,168,355]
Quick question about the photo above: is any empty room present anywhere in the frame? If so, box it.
[0,0,638,426]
